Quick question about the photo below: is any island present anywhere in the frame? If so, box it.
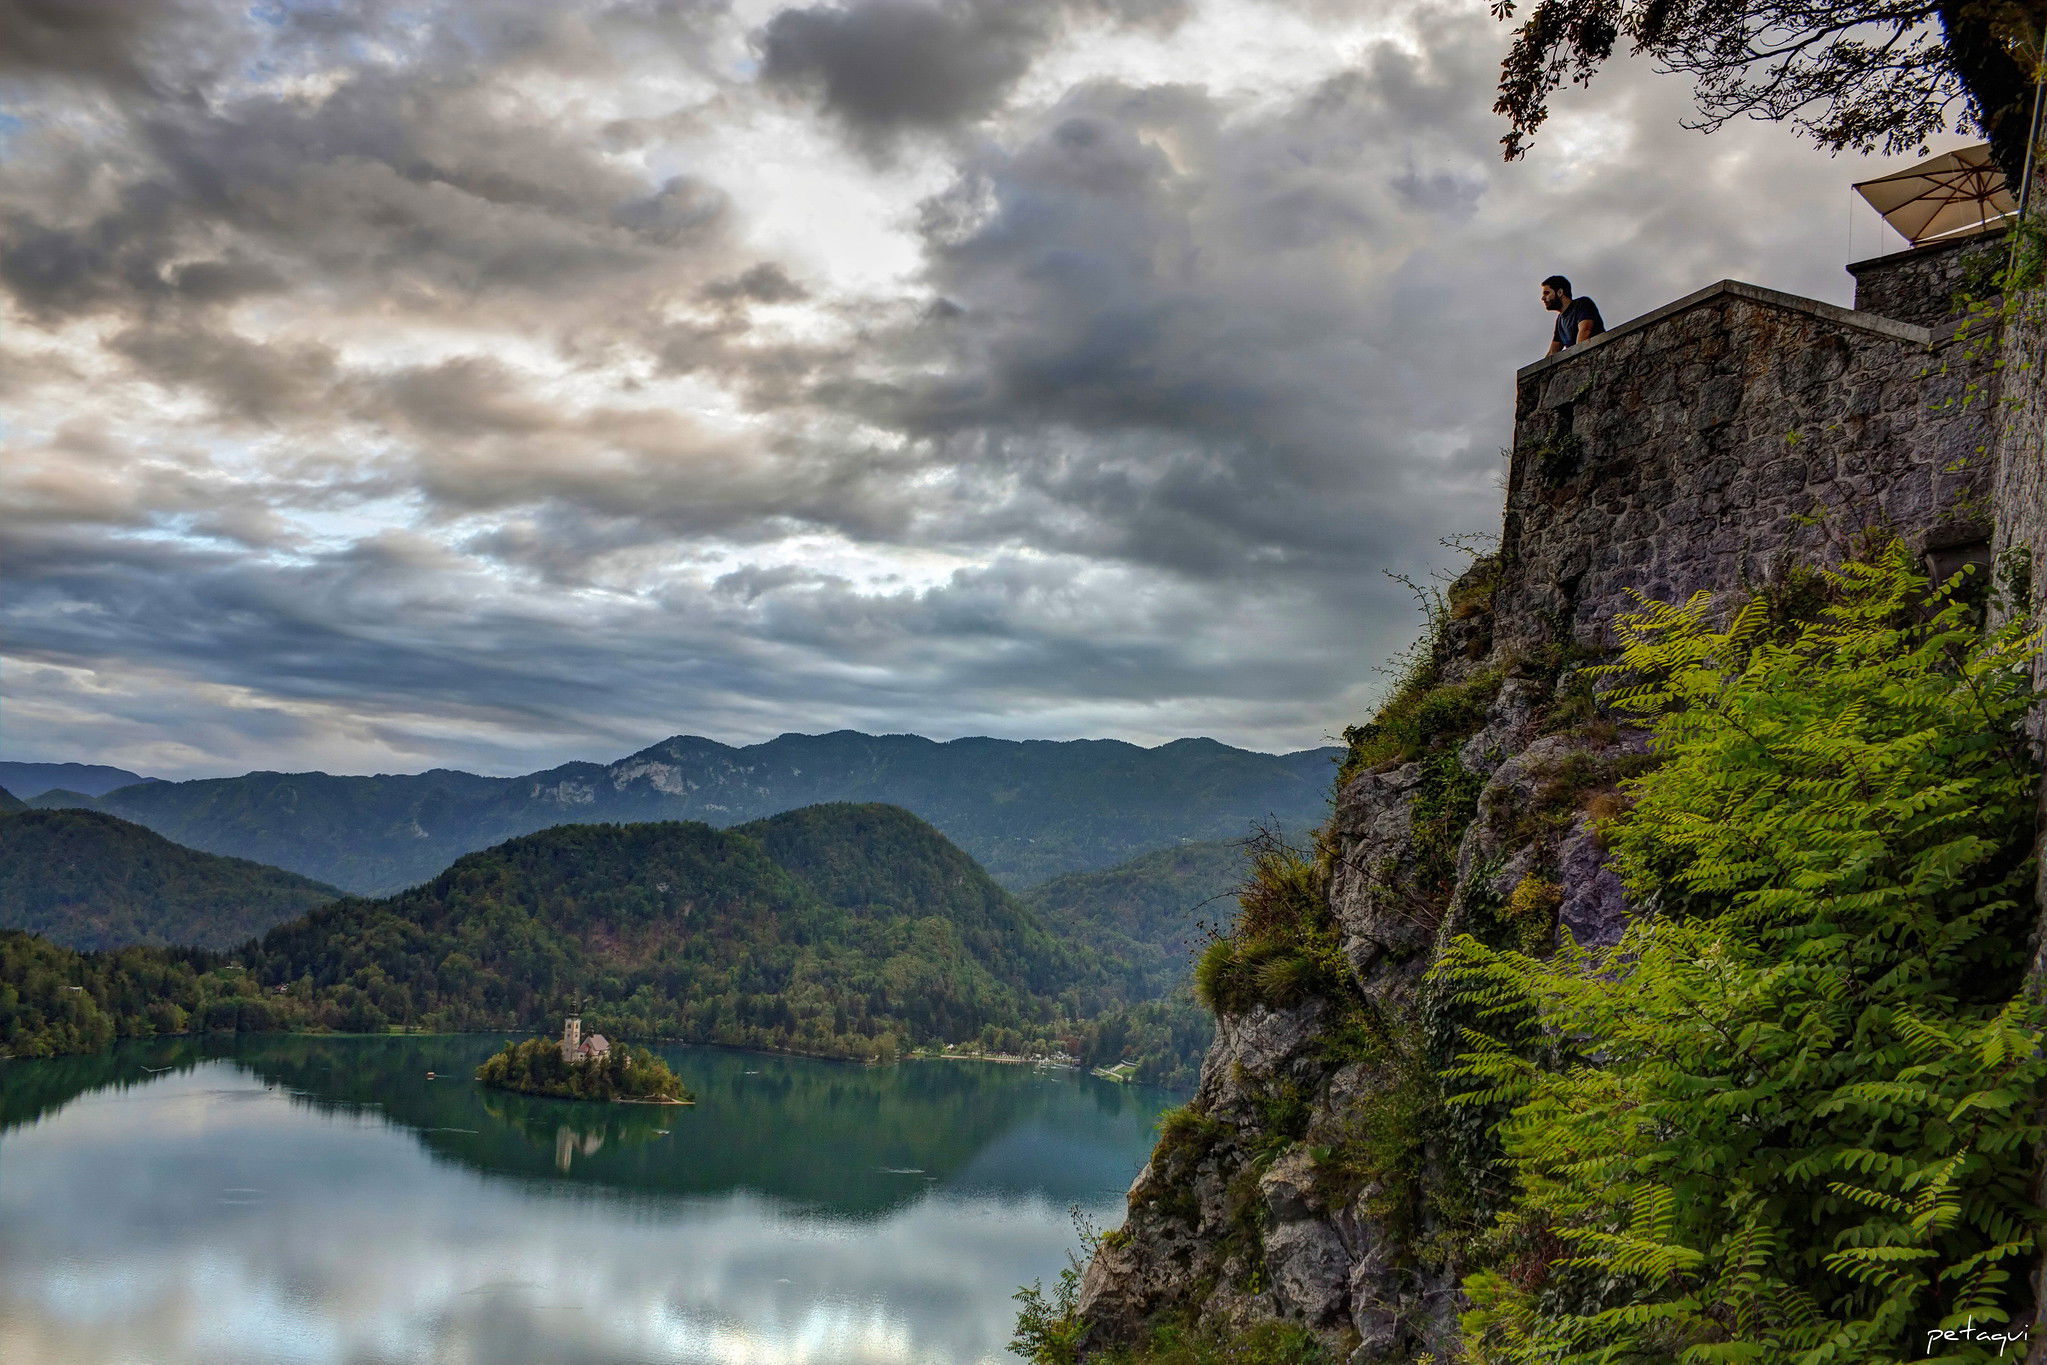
[475,1016,694,1104]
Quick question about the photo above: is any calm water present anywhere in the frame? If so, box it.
[0,1034,1177,1365]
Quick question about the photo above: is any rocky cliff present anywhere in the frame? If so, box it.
[1068,229,2046,1363]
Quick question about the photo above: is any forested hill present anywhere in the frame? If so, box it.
[1013,839,1246,1090]
[735,803,1068,1000]
[1024,839,1243,1000]
[0,808,341,951]
[0,785,23,814]
[34,731,1338,895]
[241,806,1093,1059]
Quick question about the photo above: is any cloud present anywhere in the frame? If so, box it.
[758,0,1047,140]
[0,0,1961,779]
[803,42,1516,588]
[0,2,741,334]
[755,0,1189,150]
[0,0,240,91]
[108,325,342,424]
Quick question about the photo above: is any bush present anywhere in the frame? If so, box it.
[1114,1320,1331,1363]
[1011,1269,1333,1365]
[1442,545,2045,1364]
[1011,1262,1087,1365]
[1344,669,1503,774]
[1193,834,1348,1017]
[1155,1103,1228,1156]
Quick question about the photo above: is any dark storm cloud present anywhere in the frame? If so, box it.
[814,49,1514,587]
[758,0,1045,137]
[0,0,740,335]
[0,0,234,90]
[0,0,1933,777]
[755,0,1189,148]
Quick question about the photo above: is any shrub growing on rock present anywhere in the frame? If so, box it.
[1443,545,2044,1364]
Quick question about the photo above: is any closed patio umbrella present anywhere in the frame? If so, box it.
[1853,144,2017,246]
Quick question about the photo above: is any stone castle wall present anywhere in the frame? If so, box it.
[1989,256,2047,1330]
[1497,279,2001,660]
[1995,280,2047,742]
[1847,229,2010,328]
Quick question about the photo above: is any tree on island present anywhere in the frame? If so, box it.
[1491,0,2047,186]
[476,1035,694,1104]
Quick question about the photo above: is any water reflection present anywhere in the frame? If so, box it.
[0,1036,1175,1364]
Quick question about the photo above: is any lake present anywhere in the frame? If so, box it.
[0,1034,1178,1365]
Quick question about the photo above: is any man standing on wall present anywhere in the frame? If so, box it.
[1542,275,1606,354]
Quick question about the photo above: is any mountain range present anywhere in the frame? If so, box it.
[0,762,157,799]
[30,730,1336,895]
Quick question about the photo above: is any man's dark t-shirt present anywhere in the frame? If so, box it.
[1554,296,1605,349]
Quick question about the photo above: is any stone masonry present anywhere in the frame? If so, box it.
[1499,274,2003,662]
[1992,250,2047,750]
[1848,228,2010,328]
[1995,235,2047,1365]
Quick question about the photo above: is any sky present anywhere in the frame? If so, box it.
[0,0,1974,780]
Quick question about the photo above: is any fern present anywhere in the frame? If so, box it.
[1445,544,2045,1365]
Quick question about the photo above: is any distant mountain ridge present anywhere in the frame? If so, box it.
[36,731,1338,895]
[1023,839,1244,996]
[0,762,157,799]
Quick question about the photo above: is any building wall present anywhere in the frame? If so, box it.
[1990,261,2047,1005]
[1848,229,2010,328]
[1495,280,2001,659]
[1971,252,2047,1363]
[1994,283,2047,737]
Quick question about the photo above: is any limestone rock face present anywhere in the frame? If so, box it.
[1069,262,2037,1362]
[1198,999,1331,1126]
[1557,818,1630,949]
[1074,608,1656,1359]
[1324,762,1428,982]
[1259,1151,1352,1328]
[1075,1000,1333,1347]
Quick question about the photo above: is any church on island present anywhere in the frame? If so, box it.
[559,1015,610,1065]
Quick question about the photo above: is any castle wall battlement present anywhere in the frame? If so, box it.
[1496,273,2004,657]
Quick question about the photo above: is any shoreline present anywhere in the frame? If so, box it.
[3,1029,1089,1076]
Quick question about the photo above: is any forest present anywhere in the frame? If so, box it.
[0,802,1217,1080]
[0,808,338,951]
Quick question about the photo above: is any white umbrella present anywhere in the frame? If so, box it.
[1853,144,2017,246]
